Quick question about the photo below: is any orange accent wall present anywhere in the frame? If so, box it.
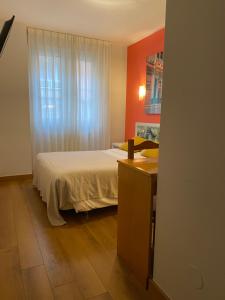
[125,28,165,139]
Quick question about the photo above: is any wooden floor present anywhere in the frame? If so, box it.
[0,179,152,300]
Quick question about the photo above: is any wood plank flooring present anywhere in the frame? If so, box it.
[0,179,152,300]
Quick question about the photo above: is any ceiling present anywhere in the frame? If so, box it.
[0,0,166,45]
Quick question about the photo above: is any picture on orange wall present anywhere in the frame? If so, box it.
[144,52,164,114]
[135,122,160,143]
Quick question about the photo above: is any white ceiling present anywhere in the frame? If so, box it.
[0,0,166,45]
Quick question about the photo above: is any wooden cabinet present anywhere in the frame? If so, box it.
[117,158,158,288]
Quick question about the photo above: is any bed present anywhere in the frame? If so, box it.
[34,148,150,226]
[34,124,159,226]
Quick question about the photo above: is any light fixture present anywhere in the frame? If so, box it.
[87,0,139,7]
[139,85,146,101]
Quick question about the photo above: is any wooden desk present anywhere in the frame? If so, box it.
[117,158,158,288]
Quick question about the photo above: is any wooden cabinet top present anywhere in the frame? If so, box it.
[118,158,158,176]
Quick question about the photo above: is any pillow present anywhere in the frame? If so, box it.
[119,136,146,152]
[140,148,159,158]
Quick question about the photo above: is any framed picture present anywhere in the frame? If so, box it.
[135,122,160,143]
[144,52,164,114]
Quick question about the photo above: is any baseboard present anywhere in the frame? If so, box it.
[148,279,170,300]
[0,174,33,182]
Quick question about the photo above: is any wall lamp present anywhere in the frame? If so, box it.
[139,85,146,101]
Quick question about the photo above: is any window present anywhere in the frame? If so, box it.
[28,27,110,157]
[39,55,62,125]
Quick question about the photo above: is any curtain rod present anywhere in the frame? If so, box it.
[26,26,112,44]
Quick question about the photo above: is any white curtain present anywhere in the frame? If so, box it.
[28,28,111,167]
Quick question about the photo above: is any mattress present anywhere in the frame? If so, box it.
[34,148,143,226]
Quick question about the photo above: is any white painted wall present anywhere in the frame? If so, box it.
[154,1,225,299]
[110,43,127,144]
[0,20,126,176]
[0,20,32,176]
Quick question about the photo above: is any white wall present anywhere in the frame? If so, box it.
[0,20,127,176]
[110,43,127,143]
[0,20,32,176]
[154,1,225,300]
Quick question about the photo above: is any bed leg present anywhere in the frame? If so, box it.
[85,211,89,220]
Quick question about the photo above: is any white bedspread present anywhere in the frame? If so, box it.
[34,149,142,226]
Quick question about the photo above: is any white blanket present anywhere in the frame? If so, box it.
[34,149,142,226]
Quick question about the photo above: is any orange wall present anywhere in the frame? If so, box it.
[125,28,165,139]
